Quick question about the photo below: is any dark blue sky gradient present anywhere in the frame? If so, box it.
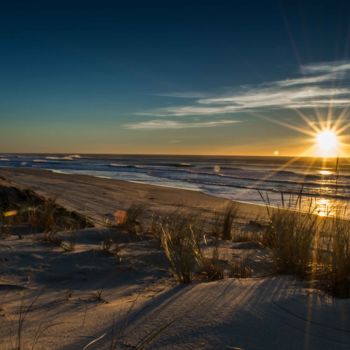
[1,0,350,154]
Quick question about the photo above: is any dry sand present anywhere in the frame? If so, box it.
[1,168,350,350]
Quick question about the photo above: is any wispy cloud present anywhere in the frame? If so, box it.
[140,86,350,117]
[151,91,209,98]
[124,119,240,130]
[136,61,350,118]
[273,73,337,87]
[300,61,350,74]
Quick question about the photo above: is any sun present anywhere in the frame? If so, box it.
[315,129,339,157]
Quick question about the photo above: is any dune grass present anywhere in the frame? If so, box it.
[0,184,91,234]
[264,205,320,276]
[155,211,229,283]
[200,237,225,281]
[260,190,350,297]
[211,202,239,240]
[159,212,203,283]
[317,213,350,297]
[229,256,253,278]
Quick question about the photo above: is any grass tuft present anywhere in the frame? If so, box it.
[159,213,203,283]
[101,237,122,262]
[229,256,253,278]
[318,214,350,297]
[260,192,320,276]
[212,203,239,241]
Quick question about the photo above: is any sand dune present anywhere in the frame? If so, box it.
[1,168,350,350]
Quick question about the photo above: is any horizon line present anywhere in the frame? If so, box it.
[0,152,346,159]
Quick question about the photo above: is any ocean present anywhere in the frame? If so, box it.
[1,154,349,216]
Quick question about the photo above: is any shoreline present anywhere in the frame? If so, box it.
[0,167,268,226]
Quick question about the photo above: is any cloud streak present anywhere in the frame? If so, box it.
[136,61,350,118]
[151,91,209,98]
[300,61,350,74]
[124,119,240,130]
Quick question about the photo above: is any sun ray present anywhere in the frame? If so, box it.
[291,108,320,133]
[234,145,317,203]
[249,111,316,137]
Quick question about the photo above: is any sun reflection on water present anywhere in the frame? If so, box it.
[318,169,332,176]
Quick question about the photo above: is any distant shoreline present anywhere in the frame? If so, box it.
[0,167,268,226]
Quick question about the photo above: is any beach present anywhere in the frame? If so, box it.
[0,167,267,226]
[1,168,350,349]
[1,154,349,211]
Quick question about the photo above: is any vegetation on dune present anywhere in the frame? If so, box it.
[158,212,203,283]
[260,188,350,297]
[0,185,91,233]
[317,214,350,297]
[262,199,320,276]
[3,177,350,297]
[211,202,239,240]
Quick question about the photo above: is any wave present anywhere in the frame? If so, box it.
[185,178,350,201]
[109,163,138,168]
[45,155,78,161]
[7,154,350,205]
[143,162,193,168]
[49,169,69,175]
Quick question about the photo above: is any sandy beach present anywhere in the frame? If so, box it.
[1,168,350,350]
[0,168,267,226]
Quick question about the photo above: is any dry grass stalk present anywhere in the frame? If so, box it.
[200,246,224,281]
[229,256,253,278]
[101,237,122,262]
[212,203,239,241]
[159,213,203,283]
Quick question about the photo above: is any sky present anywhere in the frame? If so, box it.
[1,0,350,156]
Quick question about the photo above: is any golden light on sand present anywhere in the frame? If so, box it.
[315,129,339,157]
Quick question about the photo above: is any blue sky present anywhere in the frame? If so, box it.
[1,0,350,155]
